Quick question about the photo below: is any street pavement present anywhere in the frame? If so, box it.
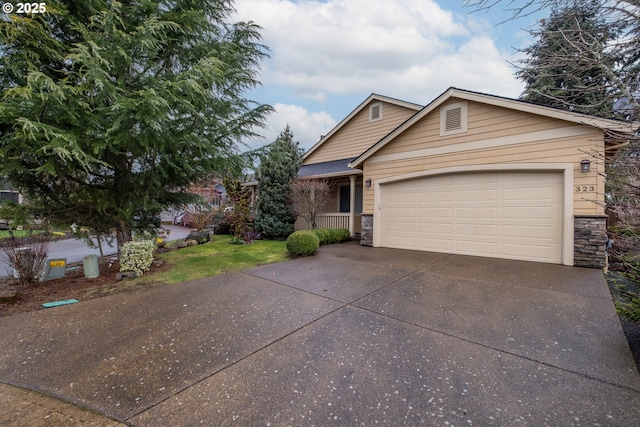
[0,225,193,278]
[0,242,639,426]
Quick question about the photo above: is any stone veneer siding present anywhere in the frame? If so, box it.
[574,215,608,268]
[360,214,373,246]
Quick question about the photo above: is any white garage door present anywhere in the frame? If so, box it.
[380,171,563,263]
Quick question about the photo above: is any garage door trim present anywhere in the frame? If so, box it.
[373,163,574,265]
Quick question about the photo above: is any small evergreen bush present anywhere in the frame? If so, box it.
[330,228,351,243]
[312,228,331,245]
[120,240,156,276]
[286,231,320,257]
[213,215,234,235]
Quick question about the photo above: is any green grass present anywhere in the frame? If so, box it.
[0,230,45,239]
[141,235,289,284]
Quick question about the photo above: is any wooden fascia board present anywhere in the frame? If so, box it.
[299,170,362,180]
[455,89,635,132]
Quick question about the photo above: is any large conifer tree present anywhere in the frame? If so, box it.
[516,0,620,117]
[254,126,302,239]
[0,1,272,247]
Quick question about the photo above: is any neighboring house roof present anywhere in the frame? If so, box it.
[298,158,360,179]
[350,87,636,168]
[303,94,423,162]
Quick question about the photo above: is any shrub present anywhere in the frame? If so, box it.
[0,231,51,286]
[312,228,331,245]
[214,215,234,235]
[286,231,320,257]
[330,228,351,243]
[120,240,156,276]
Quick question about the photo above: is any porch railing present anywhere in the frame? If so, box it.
[295,213,361,234]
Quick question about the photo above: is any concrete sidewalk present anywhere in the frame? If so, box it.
[1,242,639,426]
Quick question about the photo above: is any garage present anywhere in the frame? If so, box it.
[379,171,563,263]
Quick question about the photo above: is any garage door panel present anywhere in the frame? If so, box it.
[502,206,559,220]
[503,187,555,201]
[417,223,453,234]
[456,224,498,237]
[501,243,561,262]
[456,173,498,185]
[454,240,498,255]
[456,189,498,202]
[457,207,497,218]
[385,192,415,205]
[417,191,453,203]
[387,220,416,233]
[416,237,453,250]
[502,224,558,239]
[417,207,452,218]
[386,207,415,218]
[380,171,563,264]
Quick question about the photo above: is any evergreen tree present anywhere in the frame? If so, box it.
[0,1,272,248]
[516,0,621,117]
[254,126,302,239]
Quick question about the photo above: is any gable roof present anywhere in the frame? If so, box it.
[303,94,423,162]
[350,87,636,168]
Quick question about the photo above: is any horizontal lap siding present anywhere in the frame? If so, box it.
[304,103,418,165]
[362,100,605,215]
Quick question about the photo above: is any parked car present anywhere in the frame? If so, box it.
[173,204,218,229]
[173,209,187,226]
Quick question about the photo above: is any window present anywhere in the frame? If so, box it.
[0,191,18,204]
[440,101,468,136]
[369,102,382,122]
[339,185,363,213]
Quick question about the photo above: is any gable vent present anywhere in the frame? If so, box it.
[440,101,468,136]
[445,107,462,131]
[369,103,382,122]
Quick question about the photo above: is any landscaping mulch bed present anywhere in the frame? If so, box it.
[0,258,171,318]
[606,271,640,371]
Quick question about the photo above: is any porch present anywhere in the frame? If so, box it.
[295,213,362,235]
[294,160,364,236]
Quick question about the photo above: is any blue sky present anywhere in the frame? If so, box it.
[232,0,547,151]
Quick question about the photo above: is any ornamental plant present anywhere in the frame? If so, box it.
[120,240,156,276]
[312,228,331,245]
[286,231,320,257]
[330,228,351,243]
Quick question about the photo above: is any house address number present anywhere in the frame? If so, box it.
[575,185,595,192]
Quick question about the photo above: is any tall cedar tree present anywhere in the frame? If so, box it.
[515,0,621,117]
[0,1,272,248]
[254,126,302,239]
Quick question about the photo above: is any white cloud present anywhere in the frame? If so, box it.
[244,103,337,151]
[234,0,524,103]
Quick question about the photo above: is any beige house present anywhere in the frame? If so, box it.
[296,87,635,268]
[295,94,423,235]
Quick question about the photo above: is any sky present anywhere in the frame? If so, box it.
[231,0,547,152]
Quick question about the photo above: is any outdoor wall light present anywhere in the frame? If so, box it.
[365,178,372,187]
[580,158,591,173]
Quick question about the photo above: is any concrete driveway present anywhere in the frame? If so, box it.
[0,242,639,426]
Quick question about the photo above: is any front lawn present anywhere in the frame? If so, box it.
[1,234,289,317]
[0,230,44,239]
[143,235,289,284]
